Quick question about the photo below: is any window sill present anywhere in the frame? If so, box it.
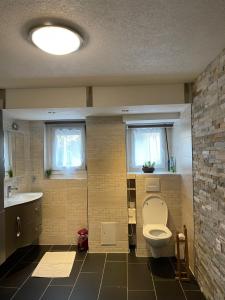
[46,171,87,180]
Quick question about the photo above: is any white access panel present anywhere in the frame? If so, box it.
[145,178,161,192]
[101,222,117,245]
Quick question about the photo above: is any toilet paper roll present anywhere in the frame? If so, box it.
[178,233,185,241]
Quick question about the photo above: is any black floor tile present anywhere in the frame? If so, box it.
[99,286,127,300]
[41,285,72,300]
[102,262,127,287]
[128,263,153,290]
[107,253,127,262]
[50,260,82,286]
[155,280,186,300]
[82,253,105,273]
[180,276,200,291]
[185,291,206,300]
[13,277,51,300]
[21,245,51,263]
[0,262,37,287]
[50,245,71,252]
[0,246,34,279]
[149,257,175,280]
[0,287,17,300]
[70,272,102,300]
[128,290,156,300]
[128,250,149,264]
[70,246,86,260]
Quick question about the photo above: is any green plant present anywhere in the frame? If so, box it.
[8,169,13,178]
[143,161,155,168]
[45,169,52,178]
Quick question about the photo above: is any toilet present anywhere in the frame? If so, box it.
[142,196,172,258]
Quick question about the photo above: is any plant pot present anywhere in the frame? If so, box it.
[142,167,155,173]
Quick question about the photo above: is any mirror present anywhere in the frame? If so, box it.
[5,131,25,177]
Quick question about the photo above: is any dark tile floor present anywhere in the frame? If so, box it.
[0,245,206,300]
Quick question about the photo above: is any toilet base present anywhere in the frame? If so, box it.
[146,240,171,258]
[150,246,164,258]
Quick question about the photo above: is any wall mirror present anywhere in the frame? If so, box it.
[4,131,25,177]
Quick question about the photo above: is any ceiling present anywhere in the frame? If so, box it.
[1,0,225,88]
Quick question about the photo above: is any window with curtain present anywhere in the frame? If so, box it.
[127,127,167,171]
[45,123,86,174]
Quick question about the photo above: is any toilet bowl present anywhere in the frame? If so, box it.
[142,196,172,257]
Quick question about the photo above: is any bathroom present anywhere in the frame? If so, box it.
[0,95,199,299]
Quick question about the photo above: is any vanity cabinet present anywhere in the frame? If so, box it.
[5,199,42,258]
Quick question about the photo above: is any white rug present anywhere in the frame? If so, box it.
[32,251,76,278]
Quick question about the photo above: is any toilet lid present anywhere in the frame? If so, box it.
[142,197,168,225]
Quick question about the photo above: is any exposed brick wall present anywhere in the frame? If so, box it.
[193,50,225,299]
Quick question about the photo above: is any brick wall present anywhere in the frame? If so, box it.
[193,49,225,299]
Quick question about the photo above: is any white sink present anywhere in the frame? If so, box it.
[5,192,43,208]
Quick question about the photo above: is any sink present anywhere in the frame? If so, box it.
[5,192,43,208]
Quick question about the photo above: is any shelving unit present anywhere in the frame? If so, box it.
[127,177,137,248]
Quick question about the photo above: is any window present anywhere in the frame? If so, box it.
[127,127,167,172]
[45,123,86,175]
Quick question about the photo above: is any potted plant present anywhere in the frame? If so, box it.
[45,169,52,179]
[142,161,155,173]
[8,168,13,178]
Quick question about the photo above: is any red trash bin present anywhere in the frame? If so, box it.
[77,228,88,252]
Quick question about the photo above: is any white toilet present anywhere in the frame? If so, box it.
[142,196,172,258]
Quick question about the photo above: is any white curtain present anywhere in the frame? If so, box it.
[128,127,167,171]
[47,124,85,172]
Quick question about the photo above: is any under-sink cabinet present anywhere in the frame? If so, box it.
[5,199,42,258]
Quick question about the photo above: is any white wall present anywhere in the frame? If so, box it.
[172,105,194,272]
[5,84,185,109]
[93,84,184,107]
[6,87,86,109]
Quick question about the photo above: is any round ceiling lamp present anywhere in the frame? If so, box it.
[30,25,82,55]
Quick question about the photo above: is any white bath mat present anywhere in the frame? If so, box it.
[32,251,76,278]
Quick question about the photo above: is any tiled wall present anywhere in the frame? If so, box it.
[29,121,87,245]
[135,174,182,257]
[192,49,225,299]
[3,116,31,195]
[172,105,195,272]
[86,117,128,253]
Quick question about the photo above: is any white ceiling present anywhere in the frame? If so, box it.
[1,0,225,88]
[4,104,187,120]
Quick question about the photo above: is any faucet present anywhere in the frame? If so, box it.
[7,186,18,198]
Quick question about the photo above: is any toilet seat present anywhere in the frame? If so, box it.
[143,224,172,240]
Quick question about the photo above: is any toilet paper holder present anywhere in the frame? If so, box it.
[175,225,190,281]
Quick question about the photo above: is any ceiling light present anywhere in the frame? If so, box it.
[30,25,82,55]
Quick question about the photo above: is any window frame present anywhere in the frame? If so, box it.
[45,122,86,177]
[126,126,168,172]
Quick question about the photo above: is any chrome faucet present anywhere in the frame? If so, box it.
[7,186,18,198]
